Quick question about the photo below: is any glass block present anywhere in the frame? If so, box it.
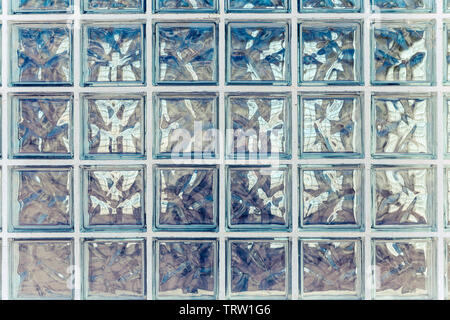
[371,20,435,86]
[82,0,145,13]
[226,21,291,85]
[447,0,450,12]
[81,22,145,87]
[299,238,363,299]
[153,93,218,159]
[445,167,450,229]
[446,239,450,299]
[9,166,73,232]
[371,165,436,230]
[9,93,73,159]
[372,93,435,159]
[299,0,362,12]
[299,20,363,86]
[226,166,291,231]
[372,238,435,299]
[10,22,73,86]
[299,92,363,158]
[299,165,364,230]
[154,165,218,231]
[445,95,450,158]
[81,93,146,160]
[444,22,450,85]
[226,238,290,299]
[154,0,218,12]
[9,239,74,300]
[81,165,146,231]
[11,0,73,13]
[371,0,434,12]
[226,0,290,12]
[154,239,218,299]
[82,238,146,299]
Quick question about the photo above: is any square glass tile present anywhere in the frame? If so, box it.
[226,0,290,12]
[82,0,145,13]
[154,0,217,12]
[10,0,73,13]
[299,0,362,12]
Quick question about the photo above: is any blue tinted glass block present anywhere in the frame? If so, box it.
[9,239,74,300]
[371,0,434,12]
[226,238,290,299]
[153,22,218,85]
[226,0,289,12]
[9,93,73,159]
[154,238,218,299]
[153,93,218,159]
[81,165,146,232]
[10,23,73,86]
[11,0,73,13]
[299,0,361,12]
[154,0,218,12]
[226,21,291,86]
[82,0,145,13]
[9,166,73,232]
[225,93,291,160]
[154,165,218,231]
[81,93,146,160]
[82,238,146,299]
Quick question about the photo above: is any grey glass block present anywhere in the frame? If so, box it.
[226,0,290,12]
[154,165,218,231]
[153,93,218,159]
[82,238,146,299]
[154,239,218,299]
[372,238,436,299]
[81,22,145,87]
[9,93,73,159]
[153,22,218,85]
[81,165,146,232]
[154,0,218,12]
[299,92,363,158]
[299,165,364,230]
[226,21,291,85]
[9,166,73,232]
[226,238,290,299]
[81,93,146,160]
[372,93,435,159]
[371,0,434,12]
[299,239,363,299]
[299,20,363,86]
[371,20,435,86]
[9,239,74,300]
[299,0,362,12]
[11,0,73,13]
[371,165,436,230]
[82,0,145,13]
[9,23,73,86]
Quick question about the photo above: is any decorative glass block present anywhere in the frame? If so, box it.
[371,20,435,86]
[81,165,146,231]
[226,166,291,231]
[371,165,436,230]
[153,93,218,159]
[154,165,218,231]
[9,93,73,159]
[9,239,74,300]
[226,0,289,12]
[82,238,146,299]
[153,22,218,85]
[81,93,146,160]
[11,0,73,13]
[372,238,435,299]
[226,238,290,299]
[299,92,363,158]
[372,93,435,159]
[154,239,218,299]
[299,165,364,230]
[10,22,73,86]
[371,0,434,12]
[299,20,363,86]
[299,0,361,12]
[299,238,363,299]
[154,0,218,12]
[82,0,145,13]
[9,166,73,232]
[81,22,145,87]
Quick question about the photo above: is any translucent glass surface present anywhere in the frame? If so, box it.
[226,0,289,12]
[371,0,434,12]
[82,0,145,13]
[154,0,217,12]
[299,0,361,12]
[11,0,73,13]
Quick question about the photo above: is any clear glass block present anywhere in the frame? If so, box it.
[299,92,363,158]
[11,0,73,13]
[154,0,218,12]
[299,0,362,12]
[9,22,73,86]
[82,238,146,299]
[81,21,145,87]
[444,23,450,85]
[154,239,218,299]
[226,238,290,299]
[9,93,73,159]
[299,238,363,299]
[9,166,73,232]
[153,92,218,159]
[154,165,218,231]
[444,94,450,158]
[226,0,290,12]
[299,165,364,230]
[82,0,145,13]
[81,165,146,232]
[446,0,450,12]
[9,239,74,300]
[371,165,436,230]
[371,20,435,86]
[81,93,146,160]
[371,0,434,12]
[226,165,291,231]
[444,167,450,229]
[299,20,363,86]
[372,238,436,299]
[446,239,450,299]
